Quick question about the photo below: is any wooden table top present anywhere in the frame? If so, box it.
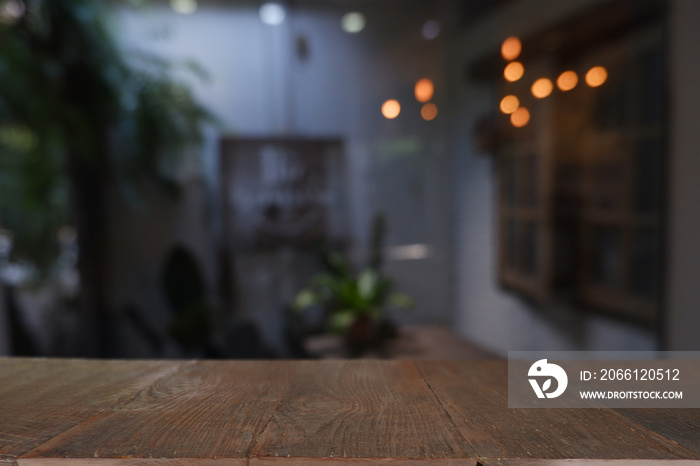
[1,358,699,465]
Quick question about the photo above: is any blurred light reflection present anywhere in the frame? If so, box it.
[414,78,434,103]
[500,95,519,114]
[341,12,365,33]
[504,62,524,82]
[170,0,197,15]
[260,3,285,25]
[501,37,521,61]
[586,66,608,87]
[381,99,401,119]
[422,20,441,40]
[557,71,578,91]
[0,0,25,24]
[531,78,553,98]
[421,103,438,121]
[510,107,530,127]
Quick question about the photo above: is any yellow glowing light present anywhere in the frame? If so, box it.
[510,107,530,127]
[531,78,553,98]
[382,99,401,119]
[414,78,434,103]
[421,103,438,121]
[501,36,521,61]
[557,71,578,91]
[504,62,524,82]
[499,95,519,114]
[585,66,608,87]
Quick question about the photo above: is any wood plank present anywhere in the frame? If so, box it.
[252,458,476,465]
[416,361,699,460]
[613,409,700,456]
[0,358,181,458]
[20,460,245,466]
[0,454,17,466]
[478,460,700,465]
[250,360,475,460]
[20,361,296,461]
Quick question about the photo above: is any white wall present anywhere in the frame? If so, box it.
[110,1,455,354]
[665,0,700,350]
[448,0,658,355]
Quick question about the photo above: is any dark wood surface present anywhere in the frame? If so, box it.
[305,325,497,359]
[1,359,699,465]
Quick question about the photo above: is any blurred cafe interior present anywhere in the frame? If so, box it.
[0,0,698,359]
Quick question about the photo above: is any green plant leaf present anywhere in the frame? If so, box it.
[328,310,355,335]
[292,289,318,312]
[358,269,378,300]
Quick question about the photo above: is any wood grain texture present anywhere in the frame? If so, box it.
[613,409,700,456]
[3,359,700,464]
[416,361,700,460]
[252,459,477,465]
[305,325,496,360]
[20,460,246,466]
[0,454,17,466]
[21,361,296,460]
[0,358,180,458]
[478,460,700,466]
[18,458,248,466]
[250,360,476,460]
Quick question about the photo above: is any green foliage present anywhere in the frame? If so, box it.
[293,263,412,335]
[0,0,212,269]
[292,214,412,336]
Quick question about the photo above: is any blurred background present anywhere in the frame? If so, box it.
[0,0,697,359]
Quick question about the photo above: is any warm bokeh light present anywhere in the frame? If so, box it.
[557,71,578,91]
[382,99,401,119]
[421,103,438,121]
[510,107,530,127]
[414,78,434,103]
[341,12,366,33]
[259,2,285,25]
[499,95,519,114]
[501,37,522,61]
[585,66,608,87]
[531,78,553,98]
[504,62,524,82]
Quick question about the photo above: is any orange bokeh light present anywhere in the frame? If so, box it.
[531,78,553,98]
[381,99,401,119]
[414,78,434,103]
[557,71,578,91]
[501,36,521,61]
[504,62,524,82]
[585,66,608,87]
[421,103,438,121]
[510,107,530,127]
[499,95,519,114]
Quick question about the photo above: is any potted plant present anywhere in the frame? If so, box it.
[292,215,412,356]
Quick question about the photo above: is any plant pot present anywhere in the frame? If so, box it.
[345,315,373,357]
[344,316,398,357]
